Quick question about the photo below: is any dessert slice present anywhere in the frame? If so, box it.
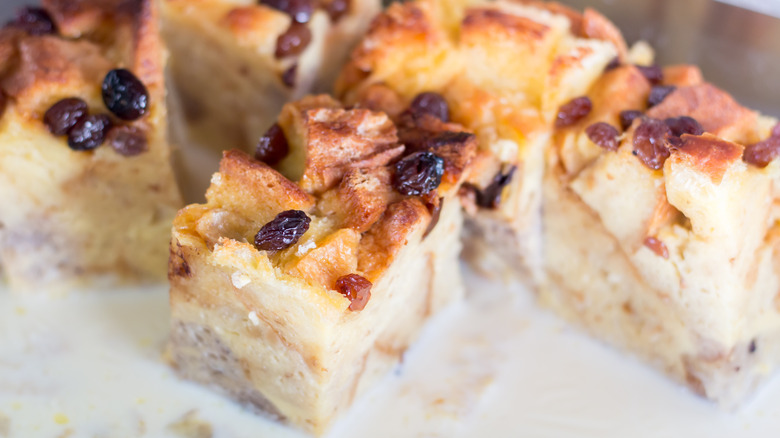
[543,62,780,406]
[0,1,181,290]
[336,0,621,282]
[168,95,476,434]
[161,0,381,194]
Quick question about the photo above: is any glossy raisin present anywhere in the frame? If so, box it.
[585,122,620,151]
[324,0,350,22]
[555,96,592,128]
[254,210,311,252]
[472,166,516,209]
[632,118,671,170]
[392,151,445,196]
[9,7,56,35]
[619,110,643,131]
[664,116,704,138]
[102,69,150,121]
[260,0,313,23]
[275,23,312,58]
[255,123,289,165]
[107,125,148,156]
[281,64,297,88]
[67,114,112,151]
[743,136,780,168]
[647,85,676,107]
[44,98,88,136]
[409,92,449,122]
[636,65,663,85]
[335,273,372,311]
[644,236,669,259]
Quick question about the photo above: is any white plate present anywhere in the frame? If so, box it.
[2,269,779,438]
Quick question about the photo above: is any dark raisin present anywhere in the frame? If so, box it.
[555,96,592,128]
[749,340,757,354]
[392,151,445,196]
[275,23,312,58]
[644,236,669,259]
[102,69,150,121]
[281,64,296,88]
[255,123,289,165]
[423,198,443,238]
[9,7,56,35]
[260,0,313,23]
[665,116,704,137]
[43,98,88,136]
[619,110,643,131]
[409,92,449,122]
[324,0,350,22]
[633,118,671,170]
[472,166,516,209]
[254,210,311,252]
[636,65,663,85]
[604,56,621,72]
[585,122,620,151]
[67,114,112,151]
[0,91,6,117]
[107,125,148,156]
[743,136,780,168]
[647,85,676,108]
[335,273,372,311]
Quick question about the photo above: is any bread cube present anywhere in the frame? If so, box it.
[168,96,476,434]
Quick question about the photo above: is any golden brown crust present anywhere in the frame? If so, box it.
[581,8,627,60]
[662,65,704,87]
[670,134,744,184]
[462,8,550,41]
[332,167,396,233]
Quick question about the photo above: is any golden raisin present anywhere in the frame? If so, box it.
[335,274,372,311]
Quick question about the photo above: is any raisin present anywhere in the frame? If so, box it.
[555,96,592,128]
[0,91,6,117]
[423,197,443,238]
[324,0,350,22]
[633,118,671,170]
[636,65,663,85]
[260,0,313,23]
[67,114,112,151]
[392,151,445,196]
[102,69,150,121]
[9,7,56,35]
[749,340,757,354]
[335,273,372,311]
[44,98,88,136]
[254,210,311,252]
[107,125,148,156]
[585,122,620,151]
[604,56,621,72]
[255,123,289,165]
[619,110,643,131]
[275,23,312,58]
[665,116,704,138]
[281,64,296,88]
[471,166,516,209]
[647,85,676,108]
[743,136,780,168]
[409,92,449,122]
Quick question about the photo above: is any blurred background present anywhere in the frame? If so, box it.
[2,0,779,115]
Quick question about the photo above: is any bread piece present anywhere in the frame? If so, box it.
[161,0,381,197]
[336,0,619,282]
[543,64,780,406]
[168,96,476,434]
[0,0,181,290]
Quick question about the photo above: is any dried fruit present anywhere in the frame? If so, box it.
[423,198,443,238]
[9,7,56,35]
[254,210,311,252]
[335,273,372,311]
[585,122,620,151]
[619,110,643,131]
[744,135,780,168]
[282,64,296,88]
[644,236,669,259]
[392,152,445,196]
[67,114,112,151]
[647,85,676,107]
[472,166,516,209]
[255,123,289,165]
[636,65,663,85]
[44,98,88,136]
[665,116,704,138]
[102,69,150,121]
[633,118,671,170]
[409,92,449,122]
[275,23,312,58]
[0,91,6,117]
[324,0,350,22]
[107,125,148,156]
[260,0,313,23]
[555,96,592,128]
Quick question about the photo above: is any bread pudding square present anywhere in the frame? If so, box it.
[0,0,181,290]
[336,0,619,282]
[168,96,476,434]
[543,63,780,406]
